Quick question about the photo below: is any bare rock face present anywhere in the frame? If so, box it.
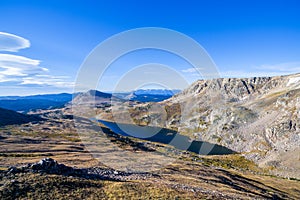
[126,73,300,178]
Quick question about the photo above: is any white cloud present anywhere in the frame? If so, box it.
[0,54,39,65]
[0,53,73,88]
[0,32,74,92]
[0,32,30,52]
[221,62,300,78]
[21,75,74,88]
[181,67,204,73]
[255,62,300,73]
[219,70,286,78]
[0,74,17,83]
[0,54,45,80]
[182,62,300,79]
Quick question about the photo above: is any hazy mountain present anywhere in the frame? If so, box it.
[133,89,181,96]
[0,93,72,101]
[113,89,181,102]
[0,107,43,126]
[0,89,179,113]
[0,93,73,113]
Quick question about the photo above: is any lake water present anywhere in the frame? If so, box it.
[95,119,236,155]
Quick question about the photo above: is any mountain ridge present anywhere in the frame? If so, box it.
[115,73,300,178]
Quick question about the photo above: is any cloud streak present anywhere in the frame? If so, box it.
[255,62,300,73]
[219,70,288,78]
[0,32,30,52]
[0,54,47,82]
[21,75,74,88]
[0,53,73,88]
[182,62,300,79]
[181,67,204,73]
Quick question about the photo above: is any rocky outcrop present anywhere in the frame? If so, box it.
[7,158,86,176]
[122,73,300,178]
[6,158,156,181]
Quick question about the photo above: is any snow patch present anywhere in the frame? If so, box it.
[287,77,300,86]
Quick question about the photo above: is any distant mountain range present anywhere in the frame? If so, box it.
[0,93,73,112]
[1,73,300,179]
[113,89,181,102]
[0,89,180,112]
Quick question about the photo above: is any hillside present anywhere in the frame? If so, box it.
[0,113,299,199]
[71,90,113,105]
[0,107,42,126]
[0,75,299,198]
[113,73,300,178]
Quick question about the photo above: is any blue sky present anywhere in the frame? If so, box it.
[0,0,300,95]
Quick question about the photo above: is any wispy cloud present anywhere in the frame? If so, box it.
[181,67,204,73]
[0,54,46,80]
[219,70,286,78]
[181,62,300,79]
[255,62,300,73]
[21,75,74,88]
[224,62,300,78]
[0,32,74,90]
[0,32,30,52]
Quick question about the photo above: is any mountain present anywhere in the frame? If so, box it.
[0,107,43,126]
[133,89,181,96]
[0,89,179,113]
[125,73,300,178]
[0,93,73,113]
[0,93,72,102]
[113,89,181,102]
[71,90,113,105]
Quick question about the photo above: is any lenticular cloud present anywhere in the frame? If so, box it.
[0,32,30,52]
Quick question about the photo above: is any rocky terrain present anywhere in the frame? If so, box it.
[169,74,300,179]
[0,126,299,199]
[0,73,300,198]
[99,73,300,179]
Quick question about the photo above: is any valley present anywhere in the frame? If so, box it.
[0,115,299,199]
[0,73,300,199]
[0,72,300,199]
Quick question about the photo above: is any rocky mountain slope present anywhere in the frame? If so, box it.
[117,73,300,178]
[71,90,113,106]
[1,84,299,199]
